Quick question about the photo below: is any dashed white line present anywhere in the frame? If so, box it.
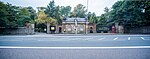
[113,37,118,40]
[141,37,145,40]
[128,37,131,40]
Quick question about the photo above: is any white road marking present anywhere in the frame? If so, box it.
[113,37,118,40]
[141,37,145,40]
[69,38,79,40]
[0,36,101,38]
[98,37,105,40]
[0,40,22,41]
[128,37,131,40]
[37,40,63,41]
[37,40,43,41]
[0,46,150,49]
[78,37,93,40]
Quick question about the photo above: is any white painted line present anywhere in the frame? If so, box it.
[0,36,102,38]
[0,40,22,41]
[83,38,91,40]
[69,38,78,40]
[37,40,43,41]
[98,37,105,40]
[37,40,61,41]
[113,37,118,40]
[141,37,145,40]
[128,37,131,40]
[0,46,150,49]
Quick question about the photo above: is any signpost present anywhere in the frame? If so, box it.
[74,19,78,34]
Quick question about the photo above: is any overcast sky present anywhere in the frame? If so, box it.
[1,0,118,16]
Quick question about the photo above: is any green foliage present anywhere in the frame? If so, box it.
[36,11,57,25]
[87,12,97,23]
[70,4,87,18]
[17,8,31,27]
[45,0,72,24]
[45,0,56,17]
[26,6,36,20]
[60,6,71,17]
[45,0,60,24]
[110,1,149,27]
[98,0,150,29]
[0,1,18,28]
[0,1,36,28]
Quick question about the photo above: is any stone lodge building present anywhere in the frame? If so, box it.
[56,18,96,34]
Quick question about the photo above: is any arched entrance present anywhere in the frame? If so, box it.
[90,27,93,33]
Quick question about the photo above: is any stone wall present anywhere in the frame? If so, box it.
[0,27,34,35]
[129,26,150,34]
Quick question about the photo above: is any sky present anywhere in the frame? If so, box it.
[0,0,118,16]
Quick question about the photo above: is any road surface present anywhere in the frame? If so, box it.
[0,34,150,59]
[0,34,150,47]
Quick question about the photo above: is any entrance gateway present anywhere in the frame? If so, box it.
[55,18,96,34]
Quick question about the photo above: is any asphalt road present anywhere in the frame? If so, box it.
[0,34,150,59]
[0,48,150,59]
[0,34,150,47]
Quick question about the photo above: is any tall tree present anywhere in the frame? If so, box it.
[45,0,56,17]
[45,0,62,24]
[104,7,109,13]
[36,11,47,23]
[70,4,87,18]
[99,0,150,29]
[87,12,97,23]
[59,6,71,24]
[0,1,18,28]
[110,1,147,27]
[26,6,36,20]
[60,6,71,17]
[17,8,31,27]
[36,10,57,33]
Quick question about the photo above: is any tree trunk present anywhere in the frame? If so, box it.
[47,23,50,34]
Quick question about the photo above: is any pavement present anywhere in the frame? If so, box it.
[0,33,150,59]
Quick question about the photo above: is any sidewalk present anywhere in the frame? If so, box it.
[34,33,150,36]
[1,32,150,37]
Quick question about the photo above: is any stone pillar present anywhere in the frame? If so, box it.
[115,22,119,33]
[47,23,50,34]
[85,22,88,34]
[93,24,96,33]
[31,24,35,34]
[55,24,58,33]
[119,25,124,34]
[84,24,86,34]
[62,23,66,34]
